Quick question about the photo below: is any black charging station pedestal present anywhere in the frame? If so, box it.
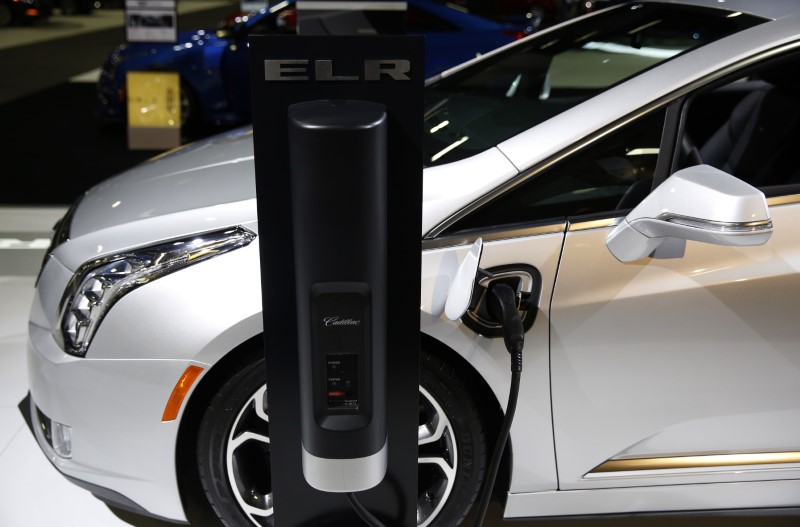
[250,36,424,526]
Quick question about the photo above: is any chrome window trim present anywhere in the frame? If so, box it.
[423,190,800,250]
[567,218,618,232]
[421,222,565,251]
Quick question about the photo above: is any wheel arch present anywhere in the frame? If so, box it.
[420,333,512,505]
[174,331,511,521]
[175,333,265,524]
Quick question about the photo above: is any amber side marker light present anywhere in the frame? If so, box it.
[162,365,204,422]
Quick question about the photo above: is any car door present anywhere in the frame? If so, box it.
[549,50,800,492]
[420,98,667,495]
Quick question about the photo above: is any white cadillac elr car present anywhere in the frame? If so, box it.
[26,1,800,525]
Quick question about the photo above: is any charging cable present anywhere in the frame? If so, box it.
[346,281,525,527]
[347,492,392,527]
[471,282,525,527]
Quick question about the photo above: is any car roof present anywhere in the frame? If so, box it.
[637,0,799,20]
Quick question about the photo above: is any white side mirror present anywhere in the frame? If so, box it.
[444,238,483,321]
[606,165,773,262]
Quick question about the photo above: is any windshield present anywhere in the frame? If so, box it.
[423,2,764,166]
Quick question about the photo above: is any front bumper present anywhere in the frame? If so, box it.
[20,392,188,524]
[26,321,200,523]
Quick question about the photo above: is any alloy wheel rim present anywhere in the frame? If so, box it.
[225,384,458,526]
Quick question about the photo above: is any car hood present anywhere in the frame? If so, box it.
[67,124,521,248]
[69,126,257,238]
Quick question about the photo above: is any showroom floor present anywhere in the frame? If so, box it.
[0,208,138,526]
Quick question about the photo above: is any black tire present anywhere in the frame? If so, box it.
[418,350,488,526]
[179,80,200,139]
[196,356,273,527]
[195,350,488,527]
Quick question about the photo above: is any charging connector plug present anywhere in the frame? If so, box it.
[485,282,524,370]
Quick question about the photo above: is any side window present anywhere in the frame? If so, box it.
[677,53,800,195]
[444,108,666,234]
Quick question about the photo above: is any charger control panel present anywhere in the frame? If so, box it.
[312,285,369,416]
[326,353,359,410]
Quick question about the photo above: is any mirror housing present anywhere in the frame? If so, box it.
[606,165,773,262]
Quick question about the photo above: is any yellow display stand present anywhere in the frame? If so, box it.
[126,71,181,150]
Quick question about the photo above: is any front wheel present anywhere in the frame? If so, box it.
[196,351,488,527]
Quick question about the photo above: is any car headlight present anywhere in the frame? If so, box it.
[56,226,256,357]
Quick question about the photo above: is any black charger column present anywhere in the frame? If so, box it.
[250,35,424,526]
[289,100,389,493]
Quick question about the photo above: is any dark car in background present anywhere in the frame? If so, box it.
[0,0,52,26]
[96,0,529,133]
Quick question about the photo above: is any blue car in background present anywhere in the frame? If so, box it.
[97,0,530,133]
